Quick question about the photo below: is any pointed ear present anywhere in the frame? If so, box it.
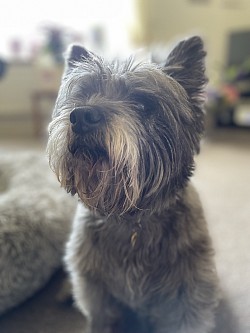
[164,36,207,106]
[64,44,93,74]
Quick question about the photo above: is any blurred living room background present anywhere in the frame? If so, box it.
[1,0,250,141]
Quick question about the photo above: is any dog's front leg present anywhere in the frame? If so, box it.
[147,294,217,333]
[76,276,122,333]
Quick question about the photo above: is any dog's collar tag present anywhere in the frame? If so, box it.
[130,221,142,248]
[131,231,138,247]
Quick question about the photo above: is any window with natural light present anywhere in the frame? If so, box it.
[1,0,136,60]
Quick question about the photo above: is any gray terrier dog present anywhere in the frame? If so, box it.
[47,36,219,333]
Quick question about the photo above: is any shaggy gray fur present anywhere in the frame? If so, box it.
[47,36,220,333]
[0,151,77,315]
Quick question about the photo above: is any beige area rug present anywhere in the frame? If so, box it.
[193,129,250,333]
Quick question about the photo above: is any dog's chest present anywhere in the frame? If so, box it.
[78,217,173,307]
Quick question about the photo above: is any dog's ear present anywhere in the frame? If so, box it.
[64,44,93,74]
[163,36,207,106]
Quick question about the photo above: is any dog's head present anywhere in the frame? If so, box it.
[47,36,207,216]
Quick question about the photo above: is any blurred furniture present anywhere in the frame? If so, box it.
[0,58,8,79]
[0,63,62,137]
[31,90,58,137]
[212,30,250,128]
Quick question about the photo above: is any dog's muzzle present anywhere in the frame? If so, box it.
[70,106,103,134]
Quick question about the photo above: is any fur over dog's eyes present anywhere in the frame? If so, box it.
[137,103,145,112]
[131,93,157,115]
[135,97,157,115]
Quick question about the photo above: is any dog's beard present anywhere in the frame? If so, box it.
[47,112,147,216]
[47,109,180,216]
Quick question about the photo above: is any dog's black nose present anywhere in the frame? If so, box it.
[70,107,103,134]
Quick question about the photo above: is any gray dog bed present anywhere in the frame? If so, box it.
[0,150,76,315]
